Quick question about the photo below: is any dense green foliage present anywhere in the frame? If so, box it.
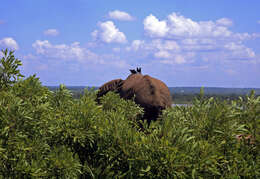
[0,49,259,178]
[0,49,24,90]
[172,93,253,104]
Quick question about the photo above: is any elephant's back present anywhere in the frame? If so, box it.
[120,74,143,98]
[133,75,172,108]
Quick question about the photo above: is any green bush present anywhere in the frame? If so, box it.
[0,49,259,178]
[0,49,24,90]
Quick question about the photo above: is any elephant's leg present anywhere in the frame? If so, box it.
[143,106,162,125]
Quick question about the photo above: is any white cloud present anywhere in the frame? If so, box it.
[126,36,255,64]
[126,39,196,64]
[181,38,198,45]
[224,42,255,59]
[136,12,258,64]
[30,40,131,72]
[126,39,181,60]
[91,30,98,39]
[126,40,145,51]
[152,39,180,51]
[127,39,198,64]
[113,47,121,52]
[174,55,186,64]
[154,51,171,59]
[0,37,19,50]
[92,21,127,43]
[159,55,186,64]
[167,13,232,38]
[108,10,134,21]
[167,13,202,37]
[143,13,248,40]
[252,33,260,38]
[216,18,233,26]
[32,40,101,63]
[132,40,144,50]
[127,39,180,53]
[162,52,196,64]
[44,29,59,36]
[180,38,218,51]
[144,15,169,37]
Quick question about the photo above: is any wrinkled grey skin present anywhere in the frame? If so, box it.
[96,68,172,124]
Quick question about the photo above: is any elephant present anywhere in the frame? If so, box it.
[96,68,172,124]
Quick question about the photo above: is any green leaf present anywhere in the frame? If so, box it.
[141,165,151,173]
[192,169,196,179]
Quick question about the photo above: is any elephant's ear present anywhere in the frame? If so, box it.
[130,69,137,74]
[116,79,124,90]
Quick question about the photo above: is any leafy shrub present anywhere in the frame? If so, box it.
[0,49,24,90]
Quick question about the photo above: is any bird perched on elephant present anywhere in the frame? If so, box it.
[96,68,172,124]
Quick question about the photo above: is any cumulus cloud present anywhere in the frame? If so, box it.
[153,39,180,51]
[44,29,59,36]
[135,13,258,64]
[144,13,249,40]
[252,33,260,39]
[174,55,186,64]
[224,42,255,59]
[216,18,233,26]
[113,47,121,52]
[126,38,255,65]
[127,39,180,52]
[126,39,190,64]
[126,40,145,51]
[92,21,127,43]
[32,40,101,63]
[0,37,19,50]
[144,15,169,37]
[154,51,171,59]
[128,39,179,53]
[108,10,134,21]
[159,55,187,64]
[159,52,196,64]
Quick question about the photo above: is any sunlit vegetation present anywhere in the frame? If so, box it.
[0,49,259,178]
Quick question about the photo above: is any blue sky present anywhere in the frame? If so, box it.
[0,0,260,87]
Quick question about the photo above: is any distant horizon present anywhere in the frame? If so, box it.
[1,0,260,88]
[45,85,260,89]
